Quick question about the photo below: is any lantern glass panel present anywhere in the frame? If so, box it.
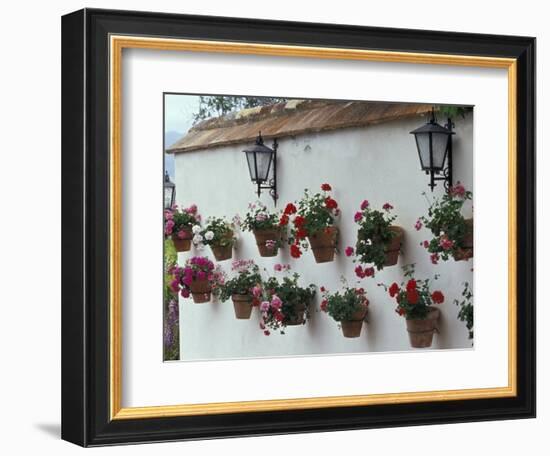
[164,185,174,209]
[430,132,450,171]
[254,149,273,183]
[245,150,257,182]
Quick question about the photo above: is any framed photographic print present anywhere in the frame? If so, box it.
[61,8,536,447]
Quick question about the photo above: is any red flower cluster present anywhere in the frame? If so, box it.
[431,290,444,304]
[284,203,297,215]
[389,282,400,298]
[405,279,419,304]
[355,265,375,279]
[321,183,332,191]
[290,244,302,258]
[325,197,338,209]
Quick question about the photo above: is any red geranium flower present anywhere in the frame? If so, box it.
[431,290,444,304]
[296,228,308,239]
[406,288,419,305]
[364,267,375,277]
[321,183,332,191]
[382,202,394,211]
[324,197,338,209]
[355,265,365,278]
[406,279,417,291]
[284,203,297,215]
[389,282,400,297]
[290,244,302,258]
[320,286,326,292]
[279,214,289,226]
[396,307,406,316]
[293,215,305,227]
[320,299,328,312]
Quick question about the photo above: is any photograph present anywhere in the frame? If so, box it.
[163,94,475,361]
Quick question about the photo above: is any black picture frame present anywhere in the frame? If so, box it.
[62,8,536,447]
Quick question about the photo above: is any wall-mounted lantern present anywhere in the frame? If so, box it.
[410,109,455,191]
[164,171,176,209]
[243,132,278,204]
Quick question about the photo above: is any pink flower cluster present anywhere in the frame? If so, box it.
[231,259,255,273]
[273,263,291,272]
[170,256,215,298]
[259,294,284,336]
[449,182,466,198]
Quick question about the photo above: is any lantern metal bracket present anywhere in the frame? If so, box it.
[254,137,278,205]
[427,117,454,192]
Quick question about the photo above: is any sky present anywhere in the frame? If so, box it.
[164,94,202,179]
[164,94,201,137]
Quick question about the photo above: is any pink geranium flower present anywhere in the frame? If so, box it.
[414,219,422,231]
[345,246,354,257]
[354,212,363,223]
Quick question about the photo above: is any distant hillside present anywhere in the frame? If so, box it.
[164,131,183,179]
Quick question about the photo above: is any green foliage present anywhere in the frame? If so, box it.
[219,261,262,302]
[455,281,474,340]
[436,105,472,120]
[262,273,316,332]
[419,184,472,261]
[199,217,235,247]
[163,238,179,360]
[241,201,281,232]
[355,203,397,270]
[321,286,368,322]
[193,96,287,124]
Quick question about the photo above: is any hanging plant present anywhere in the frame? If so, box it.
[169,256,225,304]
[416,183,473,263]
[219,259,263,319]
[454,281,474,341]
[241,201,283,257]
[164,204,201,252]
[258,270,315,335]
[381,264,445,348]
[282,183,340,263]
[193,217,237,262]
[320,282,369,338]
[346,200,404,275]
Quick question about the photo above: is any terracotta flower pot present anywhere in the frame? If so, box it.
[383,225,404,266]
[210,231,234,261]
[189,278,212,303]
[453,218,474,261]
[340,303,368,338]
[406,306,440,348]
[253,228,282,257]
[231,294,253,319]
[171,229,192,252]
[285,302,307,326]
[307,226,338,263]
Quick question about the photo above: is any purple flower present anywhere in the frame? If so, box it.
[414,219,423,231]
[260,301,271,312]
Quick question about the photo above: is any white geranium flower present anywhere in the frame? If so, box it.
[192,225,201,234]
[193,234,203,244]
[204,231,214,241]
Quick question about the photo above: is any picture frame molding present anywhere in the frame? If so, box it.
[62,8,535,447]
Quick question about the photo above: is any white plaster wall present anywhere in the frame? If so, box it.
[174,111,474,360]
